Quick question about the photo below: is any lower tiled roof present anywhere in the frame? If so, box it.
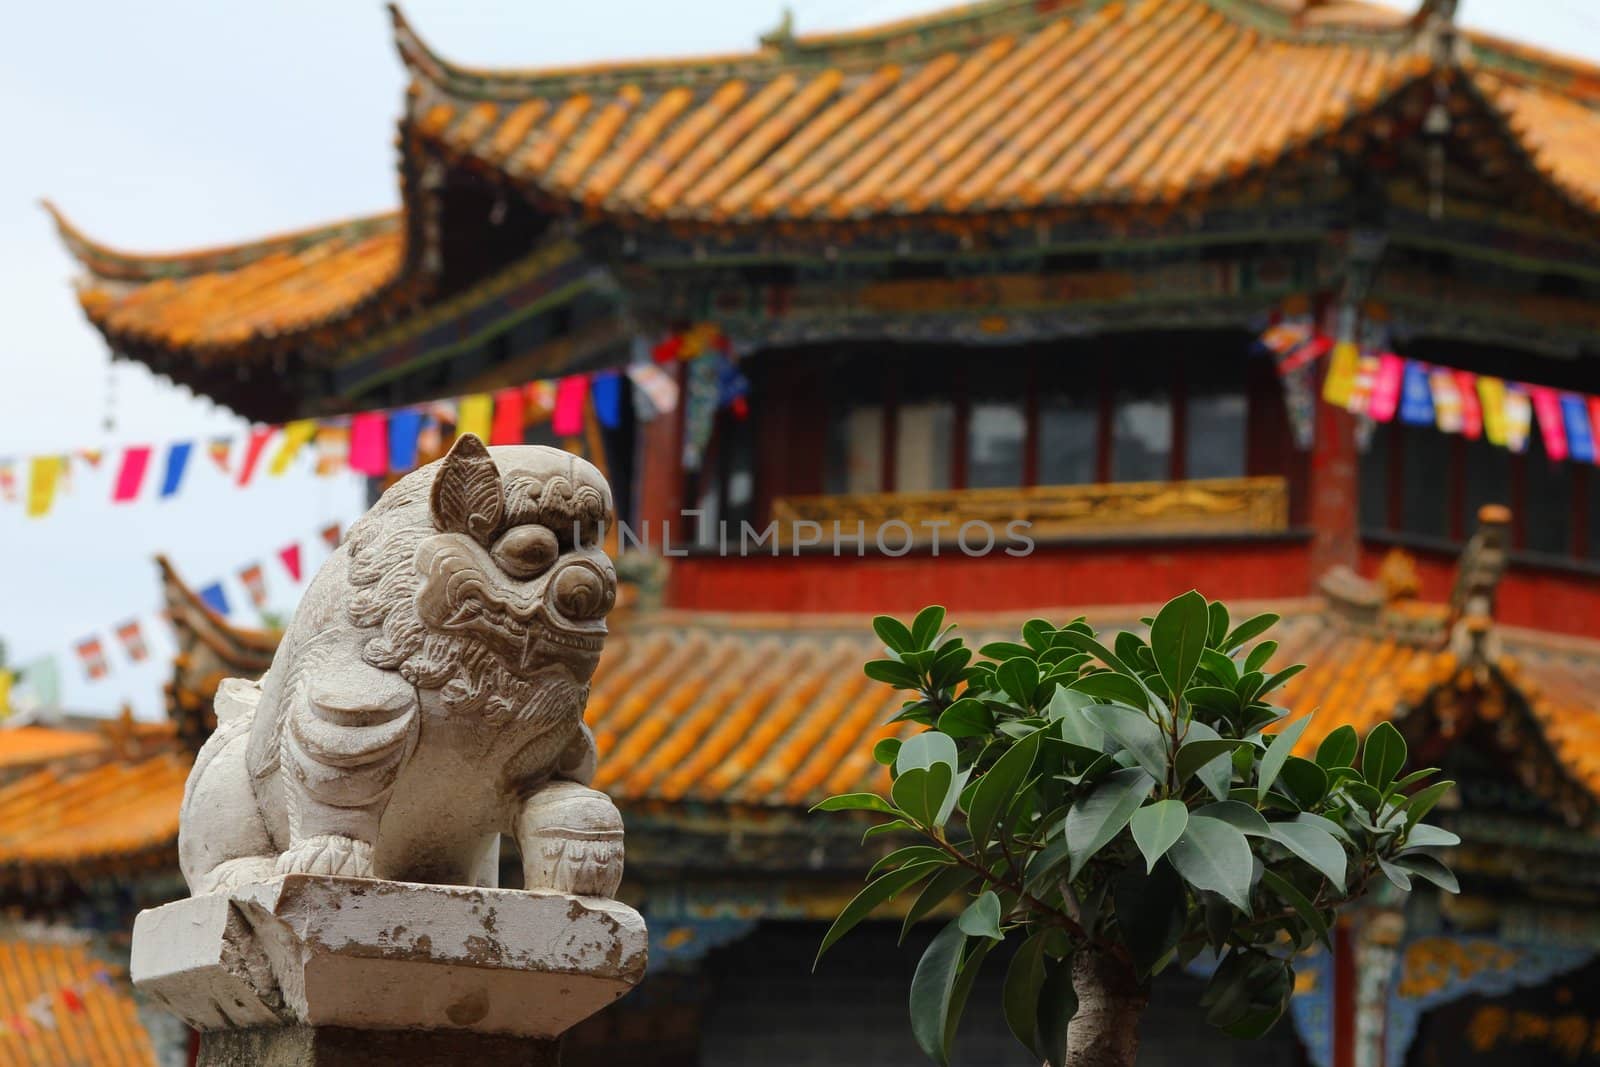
[0,938,155,1066]
[0,730,109,776]
[0,755,190,872]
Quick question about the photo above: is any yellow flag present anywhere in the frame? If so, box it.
[268,420,318,476]
[1478,376,1507,446]
[1321,341,1360,409]
[456,394,493,442]
[25,455,62,518]
[0,670,11,720]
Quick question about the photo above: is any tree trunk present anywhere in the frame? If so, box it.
[1059,946,1148,1067]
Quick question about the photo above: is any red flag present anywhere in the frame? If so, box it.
[112,446,153,503]
[236,428,274,487]
[59,989,84,1014]
[279,543,303,582]
[552,374,590,437]
[114,619,149,663]
[491,387,525,446]
[238,563,268,608]
[320,522,342,549]
[1454,370,1482,439]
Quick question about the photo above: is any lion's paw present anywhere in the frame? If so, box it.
[274,835,375,879]
[527,832,624,897]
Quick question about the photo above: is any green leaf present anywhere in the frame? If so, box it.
[1401,781,1454,827]
[1292,811,1354,846]
[1066,671,1148,711]
[967,729,1041,853]
[1084,705,1169,782]
[1021,618,1056,650]
[943,938,991,1058]
[1195,800,1273,837]
[1003,933,1049,1058]
[1314,725,1359,770]
[1181,720,1237,802]
[1131,800,1190,873]
[873,615,915,653]
[1036,956,1078,1067]
[911,606,947,651]
[1343,780,1384,813]
[1050,628,1137,677]
[1151,591,1210,697]
[1377,856,1412,891]
[1261,869,1330,949]
[1221,612,1280,653]
[1207,600,1231,647]
[870,845,954,877]
[1175,739,1243,787]
[1199,648,1240,687]
[1168,815,1254,913]
[909,919,968,1066]
[893,764,956,828]
[996,657,1042,710]
[873,738,903,767]
[865,659,924,689]
[1277,757,1329,807]
[1256,663,1305,699]
[1268,822,1346,889]
[1393,853,1459,893]
[1187,686,1243,717]
[1065,768,1156,879]
[897,732,959,775]
[1243,640,1278,675]
[864,819,917,842]
[1390,767,1441,793]
[958,891,1004,940]
[937,698,994,739]
[1258,715,1313,804]
[979,641,1033,662]
[901,865,981,942]
[1404,824,1461,849]
[1363,721,1407,791]
[816,862,943,967]
[1114,859,1187,976]
[813,792,902,815]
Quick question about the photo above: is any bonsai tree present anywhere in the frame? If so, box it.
[814,593,1457,1067]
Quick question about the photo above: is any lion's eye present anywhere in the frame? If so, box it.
[490,525,560,580]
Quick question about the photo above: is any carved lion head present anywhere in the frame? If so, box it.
[346,435,617,725]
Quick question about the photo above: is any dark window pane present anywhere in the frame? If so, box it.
[824,355,885,495]
[1523,431,1573,557]
[968,402,1026,488]
[1399,425,1452,540]
[1359,422,1392,533]
[895,402,954,492]
[1187,389,1247,480]
[1461,436,1512,540]
[1111,390,1172,483]
[1038,391,1097,486]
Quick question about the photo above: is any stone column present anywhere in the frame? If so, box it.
[132,875,646,1065]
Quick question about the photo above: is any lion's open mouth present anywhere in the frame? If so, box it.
[438,599,604,674]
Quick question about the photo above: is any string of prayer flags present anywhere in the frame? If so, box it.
[160,442,193,498]
[236,427,275,486]
[115,619,149,663]
[198,581,230,617]
[1529,386,1567,462]
[388,408,423,473]
[456,394,493,442]
[269,420,318,476]
[112,446,152,503]
[1561,393,1595,464]
[552,374,589,437]
[279,543,303,582]
[491,387,526,445]
[76,638,108,681]
[25,456,62,517]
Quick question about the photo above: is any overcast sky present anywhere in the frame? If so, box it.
[1,0,1597,719]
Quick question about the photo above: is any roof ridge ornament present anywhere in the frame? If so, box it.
[1448,505,1511,666]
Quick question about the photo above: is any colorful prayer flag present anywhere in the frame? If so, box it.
[238,563,269,608]
[348,412,389,476]
[314,423,350,476]
[1560,392,1595,463]
[0,670,11,721]
[491,387,526,445]
[1398,361,1435,426]
[198,581,230,616]
[75,638,108,682]
[388,409,424,472]
[1368,354,1405,422]
[1429,368,1463,434]
[320,522,342,549]
[456,394,493,443]
[208,437,233,474]
[76,448,104,469]
[627,363,678,417]
[160,442,193,498]
[1453,370,1482,439]
[1321,342,1360,408]
[269,420,318,476]
[279,543,303,582]
[591,372,623,428]
[236,427,275,486]
[1529,386,1567,461]
[0,459,15,502]
[1345,355,1380,415]
[552,375,590,437]
[1478,377,1508,445]
[525,380,558,423]
[112,446,152,503]
[115,619,149,663]
[1503,385,1533,453]
[25,455,63,518]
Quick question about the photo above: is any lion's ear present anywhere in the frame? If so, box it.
[430,433,504,545]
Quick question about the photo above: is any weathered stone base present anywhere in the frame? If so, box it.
[198,1024,560,1066]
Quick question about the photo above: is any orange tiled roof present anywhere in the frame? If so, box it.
[0,729,108,775]
[0,939,155,1066]
[49,207,404,357]
[0,754,190,873]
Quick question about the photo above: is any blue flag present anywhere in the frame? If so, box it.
[160,442,193,498]
[1398,361,1435,426]
[198,582,230,616]
[1561,393,1595,463]
[591,372,623,429]
[387,409,423,473]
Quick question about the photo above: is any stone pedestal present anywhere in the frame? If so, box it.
[131,875,647,1065]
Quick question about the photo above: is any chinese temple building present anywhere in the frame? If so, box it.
[33,0,1600,1064]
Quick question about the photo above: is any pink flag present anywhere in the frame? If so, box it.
[552,374,590,437]
[348,412,389,476]
[1454,370,1482,439]
[1368,354,1405,423]
[279,543,303,582]
[1528,385,1567,461]
[112,446,152,503]
[1589,397,1600,463]
[236,428,275,487]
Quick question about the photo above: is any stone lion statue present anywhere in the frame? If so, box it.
[178,435,624,898]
